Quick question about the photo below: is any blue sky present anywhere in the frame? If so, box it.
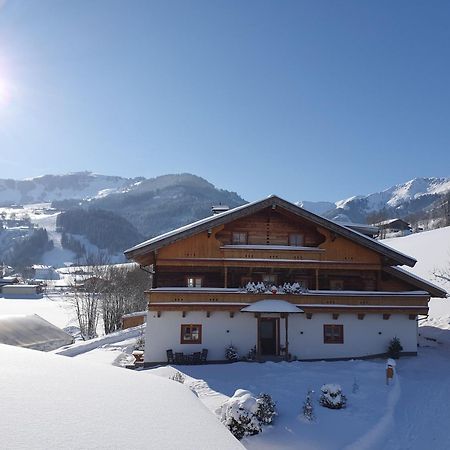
[0,1,449,202]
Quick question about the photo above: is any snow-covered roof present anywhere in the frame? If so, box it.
[0,314,73,351]
[375,218,410,227]
[241,300,304,313]
[383,266,447,298]
[0,344,243,449]
[124,195,416,267]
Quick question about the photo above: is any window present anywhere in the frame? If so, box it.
[289,233,304,246]
[262,274,277,284]
[323,324,344,344]
[181,324,202,344]
[232,231,248,245]
[329,279,344,290]
[187,276,202,288]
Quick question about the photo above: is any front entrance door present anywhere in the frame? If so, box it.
[259,318,279,356]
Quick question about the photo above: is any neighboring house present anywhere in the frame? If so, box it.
[0,314,74,351]
[1,284,43,299]
[32,265,60,281]
[124,195,446,365]
[375,218,412,238]
[336,222,380,239]
[122,311,147,329]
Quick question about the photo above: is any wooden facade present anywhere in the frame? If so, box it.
[125,195,446,363]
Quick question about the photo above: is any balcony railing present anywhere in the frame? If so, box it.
[147,287,429,309]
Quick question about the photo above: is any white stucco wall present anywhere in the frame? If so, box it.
[288,313,417,360]
[144,311,418,363]
[145,311,257,363]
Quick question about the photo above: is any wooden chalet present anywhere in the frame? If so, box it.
[125,195,446,365]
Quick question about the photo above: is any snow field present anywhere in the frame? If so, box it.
[0,344,243,450]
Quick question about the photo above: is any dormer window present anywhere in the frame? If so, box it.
[187,276,202,288]
[232,232,248,245]
[289,233,304,246]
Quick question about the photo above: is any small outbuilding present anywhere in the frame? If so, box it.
[122,311,147,329]
[1,284,43,299]
[0,314,74,351]
[375,218,411,237]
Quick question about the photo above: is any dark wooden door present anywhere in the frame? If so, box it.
[259,318,279,355]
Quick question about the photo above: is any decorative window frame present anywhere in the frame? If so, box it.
[323,324,344,344]
[180,324,202,344]
[186,276,203,288]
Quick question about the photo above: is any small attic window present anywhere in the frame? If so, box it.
[232,232,248,245]
[289,233,304,246]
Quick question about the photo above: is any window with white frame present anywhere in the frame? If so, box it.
[187,276,202,288]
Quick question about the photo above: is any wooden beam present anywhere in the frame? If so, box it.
[315,269,319,290]
[224,267,228,288]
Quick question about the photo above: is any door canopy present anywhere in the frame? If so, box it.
[241,300,304,314]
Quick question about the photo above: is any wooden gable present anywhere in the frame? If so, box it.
[125,195,417,268]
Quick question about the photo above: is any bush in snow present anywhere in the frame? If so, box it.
[217,389,261,440]
[302,389,315,421]
[246,345,257,361]
[170,371,185,384]
[225,345,239,362]
[319,384,347,409]
[387,336,403,359]
[256,393,277,425]
[134,332,145,351]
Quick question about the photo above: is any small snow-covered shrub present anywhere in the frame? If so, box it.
[225,345,239,362]
[247,346,257,361]
[256,393,277,425]
[319,384,347,409]
[387,336,403,359]
[134,333,145,351]
[170,371,185,384]
[302,389,315,421]
[217,389,261,440]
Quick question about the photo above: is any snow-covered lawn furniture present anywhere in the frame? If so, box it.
[166,349,175,364]
[193,352,202,364]
[132,350,144,363]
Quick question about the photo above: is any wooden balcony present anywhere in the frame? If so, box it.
[146,288,429,314]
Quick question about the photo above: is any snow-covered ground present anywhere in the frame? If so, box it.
[0,202,124,268]
[385,226,450,340]
[0,294,75,330]
[0,344,242,450]
[149,348,450,450]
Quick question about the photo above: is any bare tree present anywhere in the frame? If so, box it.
[433,266,450,286]
[101,265,151,334]
[71,252,109,340]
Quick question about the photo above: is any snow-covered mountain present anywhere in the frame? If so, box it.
[0,172,143,205]
[299,177,450,223]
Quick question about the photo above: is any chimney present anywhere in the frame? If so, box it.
[211,204,230,215]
